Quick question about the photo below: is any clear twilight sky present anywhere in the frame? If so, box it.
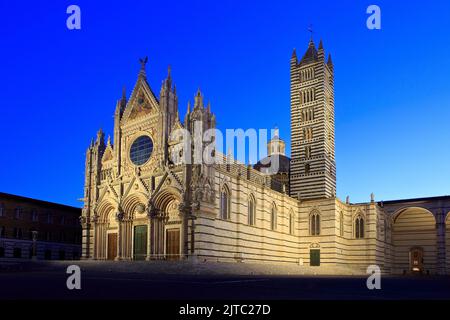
[1,0,450,207]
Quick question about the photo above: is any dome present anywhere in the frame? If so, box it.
[253,154,290,174]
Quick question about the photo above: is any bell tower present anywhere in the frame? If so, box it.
[289,39,336,200]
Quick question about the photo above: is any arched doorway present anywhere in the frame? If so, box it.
[392,207,436,274]
[96,201,117,260]
[122,193,150,261]
[165,199,181,260]
[150,188,183,260]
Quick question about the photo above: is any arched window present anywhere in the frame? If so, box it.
[340,211,344,237]
[310,211,321,236]
[305,163,310,174]
[271,204,277,231]
[220,185,230,220]
[305,145,311,158]
[248,194,256,226]
[289,210,294,235]
[355,214,365,239]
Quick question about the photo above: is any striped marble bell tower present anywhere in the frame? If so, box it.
[289,39,336,200]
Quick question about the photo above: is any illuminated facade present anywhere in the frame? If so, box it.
[81,40,450,275]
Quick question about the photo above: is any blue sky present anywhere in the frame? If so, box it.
[1,0,450,207]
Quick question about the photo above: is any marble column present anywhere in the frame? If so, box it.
[80,216,91,259]
[145,219,152,260]
[115,211,124,260]
[122,219,132,260]
[91,215,98,259]
[149,207,161,259]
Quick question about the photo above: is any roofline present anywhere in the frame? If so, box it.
[349,195,450,206]
[0,192,81,212]
[379,195,450,205]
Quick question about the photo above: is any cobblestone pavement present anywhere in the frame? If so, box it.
[1,260,450,300]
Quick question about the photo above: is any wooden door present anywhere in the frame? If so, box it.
[133,225,147,260]
[310,249,320,266]
[166,228,180,260]
[107,233,117,260]
[410,247,424,273]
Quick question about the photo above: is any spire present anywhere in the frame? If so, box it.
[194,88,203,109]
[273,127,280,139]
[300,39,318,65]
[227,147,233,164]
[291,48,297,59]
[138,56,148,78]
[327,53,333,64]
[207,101,211,113]
[318,39,323,50]
[115,86,127,118]
[96,128,105,145]
[317,39,325,61]
[184,101,191,125]
[327,53,333,71]
[120,86,127,107]
[107,135,111,146]
[165,64,172,89]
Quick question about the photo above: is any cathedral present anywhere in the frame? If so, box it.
[81,39,450,275]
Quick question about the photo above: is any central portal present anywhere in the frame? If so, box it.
[133,225,147,260]
[166,228,180,260]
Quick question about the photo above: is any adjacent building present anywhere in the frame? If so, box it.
[0,192,81,260]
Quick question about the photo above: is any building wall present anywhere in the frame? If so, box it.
[0,193,81,260]
[0,238,80,260]
[391,208,437,274]
[332,201,389,272]
[193,165,392,272]
[446,213,450,272]
[194,167,300,264]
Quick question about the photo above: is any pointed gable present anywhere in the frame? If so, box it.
[121,64,160,123]
[101,144,114,163]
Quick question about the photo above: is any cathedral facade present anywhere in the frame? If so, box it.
[81,40,450,275]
